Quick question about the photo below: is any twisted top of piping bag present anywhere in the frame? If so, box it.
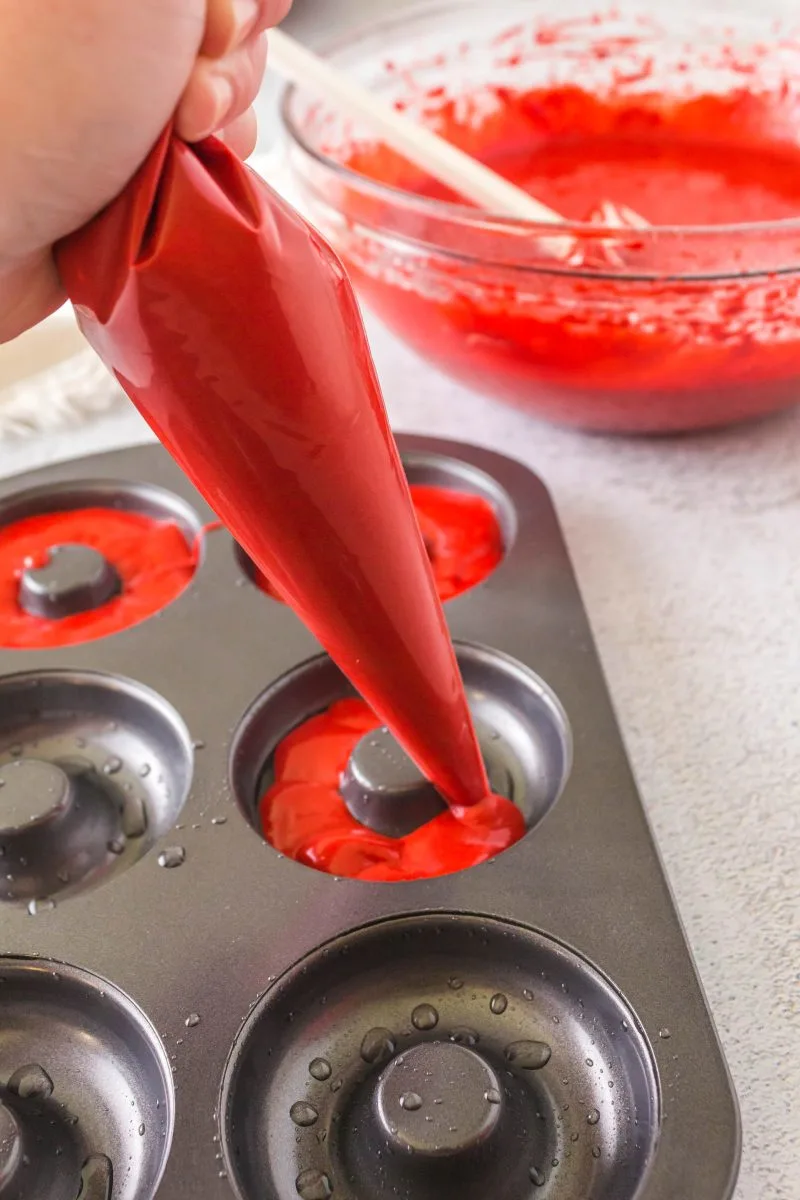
[55,128,491,810]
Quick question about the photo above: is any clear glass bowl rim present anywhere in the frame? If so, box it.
[280,0,800,257]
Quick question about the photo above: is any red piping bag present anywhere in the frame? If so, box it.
[56,130,490,809]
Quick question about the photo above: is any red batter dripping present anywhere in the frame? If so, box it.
[261,697,524,882]
[56,130,496,825]
[0,508,197,649]
[252,483,503,604]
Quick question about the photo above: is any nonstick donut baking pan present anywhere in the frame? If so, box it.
[0,436,740,1200]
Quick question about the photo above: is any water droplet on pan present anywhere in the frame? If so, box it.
[529,1166,546,1186]
[158,846,185,869]
[489,993,508,1015]
[290,1102,319,1127]
[122,795,148,839]
[103,757,123,776]
[504,1040,552,1070]
[138,1123,146,1136]
[77,1154,113,1200]
[587,1108,600,1125]
[26,898,56,916]
[484,1088,501,1105]
[107,836,126,856]
[185,1013,201,1028]
[400,1092,422,1111]
[411,1003,439,1031]
[295,1168,333,1199]
[8,1063,54,1099]
[592,1146,602,1159]
[360,1027,395,1065]
[309,1058,332,1082]
[659,1028,671,1040]
[448,976,464,991]
[449,1027,479,1047]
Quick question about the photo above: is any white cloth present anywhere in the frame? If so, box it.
[0,312,124,441]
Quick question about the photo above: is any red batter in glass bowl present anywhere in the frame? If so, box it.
[282,2,800,433]
[249,483,503,603]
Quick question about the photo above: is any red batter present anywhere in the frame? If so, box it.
[253,483,503,604]
[0,508,197,649]
[339,83,800,431]
[260,697,524,881]
[57,131,493,816]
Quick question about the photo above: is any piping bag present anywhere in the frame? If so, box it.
[55,129,490,810]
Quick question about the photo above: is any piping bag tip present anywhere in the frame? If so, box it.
[55,127,491,811]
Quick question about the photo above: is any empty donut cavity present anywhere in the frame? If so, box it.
[0,958,173,1200]
[220,914,660,1200]
[0,670,193,906]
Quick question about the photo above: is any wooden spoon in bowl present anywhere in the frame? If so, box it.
[268,28,650,261]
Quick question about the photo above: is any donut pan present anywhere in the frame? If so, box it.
[0,437,740,1200]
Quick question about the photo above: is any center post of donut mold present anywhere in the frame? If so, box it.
[18,542,121,620]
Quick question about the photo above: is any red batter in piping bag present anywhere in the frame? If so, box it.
[253,482,503,604]
[56,130,489,809]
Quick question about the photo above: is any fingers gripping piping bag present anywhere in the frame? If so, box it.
[55,129,492,812]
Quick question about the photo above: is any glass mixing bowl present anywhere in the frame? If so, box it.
[281,1,800,434]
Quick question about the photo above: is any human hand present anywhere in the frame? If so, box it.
[0,0,292,343]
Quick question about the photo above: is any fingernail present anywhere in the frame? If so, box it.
[231,0,261,38]
[202,0,260,58]
[210,73,235,129]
